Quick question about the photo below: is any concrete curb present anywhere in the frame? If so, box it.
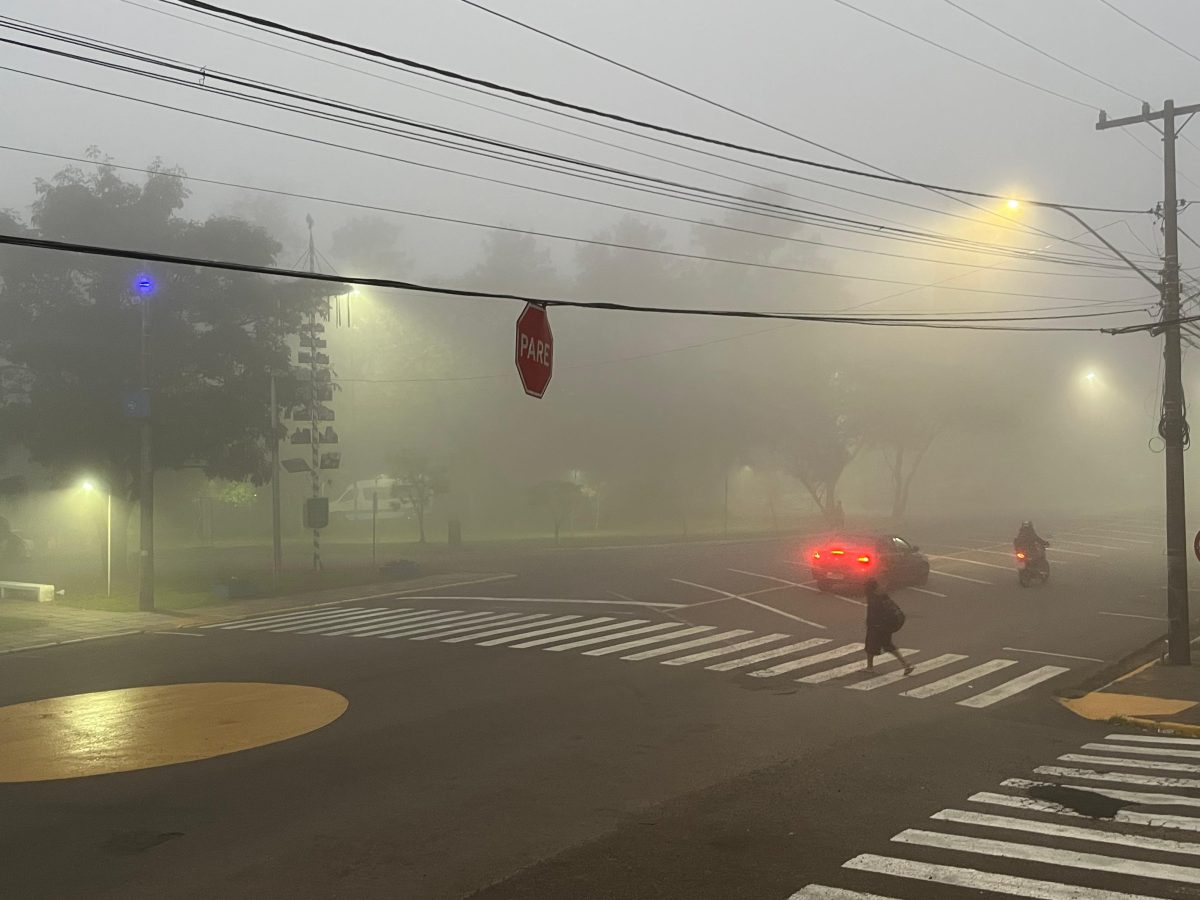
[0,629,143,656]
[1111,715,1200,738]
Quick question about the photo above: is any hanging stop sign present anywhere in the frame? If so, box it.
[515,303,553,398]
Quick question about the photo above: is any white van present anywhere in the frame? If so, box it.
[328,479,412,521]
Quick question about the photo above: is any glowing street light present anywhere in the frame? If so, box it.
[81,478,112,597]
[1007,199,1020,210]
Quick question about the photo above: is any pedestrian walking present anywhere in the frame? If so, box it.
[863,578,913,674]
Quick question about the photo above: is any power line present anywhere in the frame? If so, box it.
[163,0,1147,215]
[937,0,1144,104]
[1096,0,1200,67]
[0,231,1151,331]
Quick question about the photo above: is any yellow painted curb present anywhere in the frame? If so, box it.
[1113,716,1200,739]
[1058,692,1196,721]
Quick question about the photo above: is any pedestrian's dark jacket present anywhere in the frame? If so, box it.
[866,591,893,631]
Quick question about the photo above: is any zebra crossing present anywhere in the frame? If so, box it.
[788,732,1200,899]
[202,604,1070,709]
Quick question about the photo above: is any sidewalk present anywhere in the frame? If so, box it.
[0,572,510,655]
[1060,649,1200,736]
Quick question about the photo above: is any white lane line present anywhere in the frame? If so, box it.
[336,609,469,636]
[957,665,1071,707]
[1046,546,1102,558]
[728,568,817,591]
[1085,742,1200,760]
[409,613,544,641]
[848,653,967,691]
[583,625,714,657]
[909,586,948,598]
[1059,530,1152,545]
[286,608,415,634]
[1100,611,1165,621]
[1002,646,1103,663]
[662,633,791,667]
[386,573,517,597]
[442,615,580,643]
[672,578,826,628]
[901,659,1017,698]
[748,643,863,679]
[894,827,1200,886]
[933,807,1200,857]
[217,606,364,631]
[393,595,686,609]
[516,619,655,650]
[375,611,505,639]
[1082,528,1161,540]
[930,555,1014,572]
[845,854,1165,900]
[970,791,1200,833]
[622,628,753,661]
[706,638,831,672]
[787,887,899,900]
[1004,777,1200,808]
[1106,733,1200,746]
[930,569,992,585]
[476,617,614,647]
[1061,753,1200,774]
[242,608,385,632]
[1052,538,1131,551]
[797,651,919,684]
[1036,765,1200,790]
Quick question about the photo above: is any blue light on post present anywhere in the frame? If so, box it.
[133,273,156,296]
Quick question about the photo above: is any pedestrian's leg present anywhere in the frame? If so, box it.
[864,647,875,672]
[889,647,914,676]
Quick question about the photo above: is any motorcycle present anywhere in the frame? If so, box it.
[1015,545,1050,587]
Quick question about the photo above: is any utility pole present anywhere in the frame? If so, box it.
[138,279,155,611]
[1098,99,1199,665]
[269,369,282,592]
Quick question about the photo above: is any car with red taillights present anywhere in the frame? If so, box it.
[808,533,930,593]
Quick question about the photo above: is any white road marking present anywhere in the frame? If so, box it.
[661,633,791,666]
[957,665,1071,707]
[970,790,1200,833]
[933,807,1200,857]
[846,853,1170,900]
[848,653,967,691]
[1106,732,1200,746]
[672,578,826,628]
[894,827,1200,885]
[476,617,615,646]
[385,573,517,597]
[1082,527,1161,539]
[1099,611,1165,621]
[154,631,204,637]
[787,887,899,900]
[1052,538,1130,551]
[409,613,543,641]
[1060,753,1200,774]
[394,595,686,609]
[1059,530,1151,545]
[748,643,863,679]
[930,555,1015,571]
[375,611,505,639]
[1035,765,1200,790]
[286,608,417,634]
[797,651,918,684]
[442,615,580,643]
[583,625,714,657]
[901,659,1017,698]
[728,568,816,591]
[706,638,830,672]
[244,608,392,632]
[1085,742,1200,760]
[218,606,365,631]
[606,591,640,604]
[1045,546,1102,557]
[622,628,753,661]
[909,586,948,598]
[323,610,456,636]
[929,569,992,585]
[344,610,482,638]
[1002,646,1103,663]
[522,620,662,650]
[1004,777,1200,808]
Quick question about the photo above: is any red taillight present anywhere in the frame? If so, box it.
[1016,551,1026,560]
[857,555,872,565]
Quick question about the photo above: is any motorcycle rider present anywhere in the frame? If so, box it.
[1014,520,1049,561]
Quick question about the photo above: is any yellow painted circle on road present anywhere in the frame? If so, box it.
[0,682,348,782]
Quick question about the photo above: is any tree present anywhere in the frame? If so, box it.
[389,451,449,543]
[529,480,583,544]
[0,153,315,565]
[787,372,863,525]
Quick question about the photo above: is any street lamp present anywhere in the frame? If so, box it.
[82,479,112,597]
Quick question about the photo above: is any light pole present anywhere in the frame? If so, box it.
[82,480,111,598]
[133,273,156,611]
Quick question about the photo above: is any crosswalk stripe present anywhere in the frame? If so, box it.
[379,612,523,640]
[321,609,445,635]
[901,659,1017,699]
[475,617,614,646]
[409,613,546,641]
[930,568,992,585]
[956,665,1070,708]
[232,607,367,631]
[798,651,919,685]
[372,611,505,639]
[442,615,581,643]
[848,653,967,691]
[894,827,1200,885]
[1003,777,1200,808]
[845,853,1166,900]
[1060,753,1200,774]
[206,606,362,629]
[514,619,654,650]
[748,643,863,679]
[1106,733,1200,747]
[345,610,474,638]
[706,638,830,672]
[622,629,753,661]
[1036,765,1200,790]
[787,887,899,899]
[662,633,790,666]
[932,807,1200,857]
[285,609,411,634]
[583,625,714,657]
[1086,742,1200,760]
[969,791,1200,833]
[333,609,466,636]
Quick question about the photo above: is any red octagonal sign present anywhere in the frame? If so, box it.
[515,302,553,398]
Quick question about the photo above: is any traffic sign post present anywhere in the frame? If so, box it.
[515,303,553,398]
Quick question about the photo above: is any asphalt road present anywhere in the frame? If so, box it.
[2,512,1196,899]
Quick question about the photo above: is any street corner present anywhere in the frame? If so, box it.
[0,682,348,783]
[1058,656,1200,736]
